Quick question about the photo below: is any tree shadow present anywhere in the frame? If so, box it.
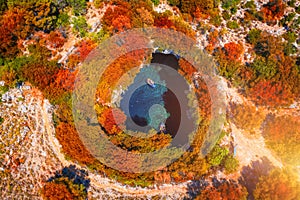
[48,165,90,192]
[239,156,275,200]
[185,178,209,199]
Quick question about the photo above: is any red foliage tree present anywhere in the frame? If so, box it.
[76,39,97,61]
[223,42,244,61]
[41,182,74,200]
[46,30,66,49]
[102,3,132,33]
[248,80,294,107]
[196,180,248,200]
[154,16,175,29]
[98,108,126,135]
[261,0,286,23]
[0,7,28,57]
[53,69,78,91]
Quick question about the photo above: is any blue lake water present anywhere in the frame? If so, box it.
[120,66,169,132]
[120,53,198,146]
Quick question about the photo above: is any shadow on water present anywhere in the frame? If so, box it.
[152,53,196,146]
[131,115,148,127]
[151,52,180,71]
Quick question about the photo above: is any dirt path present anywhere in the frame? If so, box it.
[231,124,283,169]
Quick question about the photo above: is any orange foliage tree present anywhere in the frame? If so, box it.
[261,0,286,24]
[67,39,96,69]
[55,123,95,165]
[178,58,197,81]
[262,115,300,165]
[98,108,126,135]
[42,182,75,200]
[248,80,294,107]
[196,179,248,200]
[0,7,28,58]
[223,42,244,61]
[45,30,66,49]
[102,2,132,33]
[253,168,300,200]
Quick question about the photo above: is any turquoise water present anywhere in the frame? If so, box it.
[120,66,169,132]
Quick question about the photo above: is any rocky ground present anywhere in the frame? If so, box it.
[1,75,298,199]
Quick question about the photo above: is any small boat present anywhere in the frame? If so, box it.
[146,78,156,88]
[159,122,166,133]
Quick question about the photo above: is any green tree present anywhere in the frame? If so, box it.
[251,57,278,79]
[246,29,261,45]
[227,20,240,29]
[206,145,229,167]
[151,0,160,6]
[223,155,239,174]
[71,16,89,37]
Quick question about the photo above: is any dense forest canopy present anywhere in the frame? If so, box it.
[0,0,299,199]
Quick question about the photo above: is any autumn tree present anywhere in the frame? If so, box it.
[253,168,300,200]
[133,7,154,27]
[0,7,28,58]
[42,182,75,200]
[45,30,66,49]
[56,123,95,165]
[260,0,286,24]
[229,103,265,134]
[98,108,126,135]
[262,115,300,165]
[223,42,244,61]
[196,179,248,200]
[102,2,132,33]
[247,80,294,107]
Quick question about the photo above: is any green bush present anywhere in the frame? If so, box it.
[210,14,222,26]
[246,29,261,45]
[72,16,89,37]
[67,0,87,16]
[230,6,238,14]
[226,20,239,29]
[207,145,229,167]
[251,58,278,79]
[287,0,296,7]
[284,43,297,55]
[0,117,4,124]
[296,6,300,14]
[223,155,239,174]
[283,31,297,43]
[56,12,70,27]
[167,0,180,6]
[0,86,9,95]
[222,0,241,9]
[244,0,255,9]
[151,0,160,6]
[222,11,231,20]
